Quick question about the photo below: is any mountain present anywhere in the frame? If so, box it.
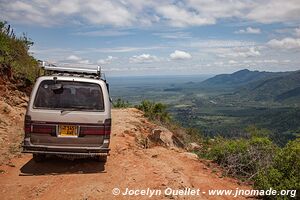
[200,69,287,88]
[200,69,300,103]
[237,70,300,103]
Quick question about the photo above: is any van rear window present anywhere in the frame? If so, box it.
[34,80,104,111]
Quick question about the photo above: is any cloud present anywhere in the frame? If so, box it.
[294,27,300,37]
[65,55,90,64]
[170,50,192,60]
[189,40,256,48]
[228,60,238,64]
[74,30,132,37]
[78,59,90,64]
[0,0,135,27]
[66,55,81,61]
[97,56,117,64]
[245,0,300,24]
[153,31,191,39]
[1,0,300,27]
[235,27,261,34]
[217,47,261,58]
[129,54,159,63]
[156,5,215,27]
[267,37,300,49]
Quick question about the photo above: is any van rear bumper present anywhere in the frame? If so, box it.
[22,140,110,156]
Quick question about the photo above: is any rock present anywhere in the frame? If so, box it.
[147,129,174,148]
[146,128,185,149]
[187,142,201,151]
[180,152,199,161]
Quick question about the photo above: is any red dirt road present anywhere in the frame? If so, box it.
[0,108,251,200]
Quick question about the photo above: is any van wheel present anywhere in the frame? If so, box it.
[96,155,107,163]
[33,154,46,162]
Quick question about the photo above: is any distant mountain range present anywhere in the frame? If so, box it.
[201,69,288,87]
[201,69,300,103]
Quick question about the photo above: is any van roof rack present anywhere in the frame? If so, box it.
[39,61,106,81]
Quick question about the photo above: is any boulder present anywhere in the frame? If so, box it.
[187,142,201,151]
[147,128,184,148]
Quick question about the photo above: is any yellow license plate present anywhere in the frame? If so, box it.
[59,125,77,137]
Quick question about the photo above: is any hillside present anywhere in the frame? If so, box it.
[200,69,286,88]
[237,70,300,103]
[200,69,300,104]
[0,21,39,94]
[0,107,250,200]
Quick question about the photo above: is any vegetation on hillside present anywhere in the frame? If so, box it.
[137,100,299,199]
[201,127,278,179]
[136,100,171,123]
[201,133,299,199]
[254,138,299,199]
[112,98,131,108]
[0,21,39,84]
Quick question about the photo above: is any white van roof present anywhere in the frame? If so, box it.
[39,61,106,81]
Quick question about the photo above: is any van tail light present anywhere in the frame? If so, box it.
[80,118,111,136]
[104,118,111,135]
[80,127,105,135]
[24,115,32,136]
[32,124,56,134]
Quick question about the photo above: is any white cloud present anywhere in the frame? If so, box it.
[235,27,261,34]
[245,0,300,24]
[1,0,300,27]
[66,55,81,61]
[170,50,192,60]
[129,54,159,63]
[189,40,256,48]
[156,5,215,27]
[65,55,90,64]
[80,1,134,26]
[228,60,238,64]
[74,30,132,37]
[97,56,117,64]
[261,59,279,63]
[294,27,300,37]
[153,31,191,39]
[1,0,135,27]
[268,37,300,49]
[215,47,261,58]
[78,59,90,64]
[214,61,224,66]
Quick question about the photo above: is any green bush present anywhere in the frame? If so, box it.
[136,100,171,123]
[201,127,278,179]
[113,98,130,108]
[254,138,299,199]
[196,126,299,199]
[0,21,39,83]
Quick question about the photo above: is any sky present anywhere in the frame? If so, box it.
[1,0,300,76]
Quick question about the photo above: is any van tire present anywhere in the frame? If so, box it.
[33,153,46,162]
[96,155,107,163]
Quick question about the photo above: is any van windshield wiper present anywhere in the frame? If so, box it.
[60,106,90,114]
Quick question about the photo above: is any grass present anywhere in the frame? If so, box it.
[0,21,39,84]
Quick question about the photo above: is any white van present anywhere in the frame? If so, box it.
[22,63,111,162]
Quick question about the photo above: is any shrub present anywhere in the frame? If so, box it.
[113,98,130,108]
[0,21,39,83]
[254,138,300,199]
[202,127,278,179]
[136,100,171,123]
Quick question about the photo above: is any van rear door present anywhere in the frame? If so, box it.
[26,78,111,147]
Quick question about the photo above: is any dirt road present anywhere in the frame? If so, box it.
[0,108,251,200]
